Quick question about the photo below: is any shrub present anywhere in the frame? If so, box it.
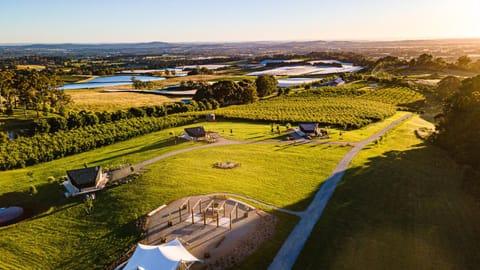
[0,115,197,170]
[29,185,38,195]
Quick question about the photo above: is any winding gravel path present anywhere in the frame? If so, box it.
[134,137,244,171]
[133,114,412,269]
[267,113,412,270]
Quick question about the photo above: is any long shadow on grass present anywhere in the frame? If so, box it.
[0,182,67,224]
[293,144,480,270]
[90,139,180,165]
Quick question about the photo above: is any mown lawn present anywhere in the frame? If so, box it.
[184,121,288,141]
[0,121,348,269]
[181,111,411,143]
[0,127,207,269]
[140,143,349,211]
[317,111,411,142]
[294,116,480,270]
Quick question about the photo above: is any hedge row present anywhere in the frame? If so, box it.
[0,115,197,170]
[33,99,220,134]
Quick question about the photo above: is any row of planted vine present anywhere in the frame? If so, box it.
[214,96,397,129]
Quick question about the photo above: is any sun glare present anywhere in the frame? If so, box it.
[438,0,480,38]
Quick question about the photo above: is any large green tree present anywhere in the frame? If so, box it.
[0,69,15,112]
[436,76,461,100]
[255,75,278,97]
[193,80,258,106]
[456,55,472,69]
[9,69,68,118]
[437,75,480,169]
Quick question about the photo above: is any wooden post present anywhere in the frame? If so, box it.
[199,199,202,214]
[224,205,226,217]
[216,212,219,228]
[187,200,191,212]
[235,204,238,219]
[179,207,182,223]
[191,209,194,224]
[203,211,206,225]
[229,212,232,230]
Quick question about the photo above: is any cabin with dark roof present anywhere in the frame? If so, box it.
[183,126,206,141]
[63,166,108,197]
[299,123,320,135]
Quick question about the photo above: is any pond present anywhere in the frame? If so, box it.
[277,78,324,88]
[59,75,166,90]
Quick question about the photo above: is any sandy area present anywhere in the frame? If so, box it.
[144,194,278,270]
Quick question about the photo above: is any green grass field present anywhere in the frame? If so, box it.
[315,111,411,142]
[0,120,349,269]
[3,113,474,270]
[182,111,410,143]
[294,116,480,270]
[140,143,349,211]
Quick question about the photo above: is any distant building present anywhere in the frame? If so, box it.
[63,166,108,197]
[299,123,320,135]
[321,77,345,86]
[182,126,207,141]
[206,113,216,121]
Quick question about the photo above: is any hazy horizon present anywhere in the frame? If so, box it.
[1,0,479,44]
[2,37,480,46]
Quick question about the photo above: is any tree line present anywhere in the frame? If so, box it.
[0,115,197,170]
[193,75,278,106]
[0,68,70,117]
[435,75,480,170]
[373,54,480,73]
[33,100,220,134]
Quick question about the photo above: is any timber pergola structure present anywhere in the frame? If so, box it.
[166,196,252,231]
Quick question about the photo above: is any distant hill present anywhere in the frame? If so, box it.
[1,39,479,59]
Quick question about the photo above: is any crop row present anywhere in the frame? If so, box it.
[360,87,425,107]
[214,96,396,129]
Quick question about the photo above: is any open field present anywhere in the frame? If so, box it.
[15,64,45,70]
[59,75,97,84]
[0,75,449,270]
[140,143,350,211]
[318,111,411,142]
[294,116,480,270]
[180,111,410,143]
[0,120,349,269]
[0,130,205,269]
[67,90,182,111]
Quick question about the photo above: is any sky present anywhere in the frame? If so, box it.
[0,0,479,43]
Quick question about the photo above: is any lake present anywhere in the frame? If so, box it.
[59,75,166,90]
[277,78,324,88]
